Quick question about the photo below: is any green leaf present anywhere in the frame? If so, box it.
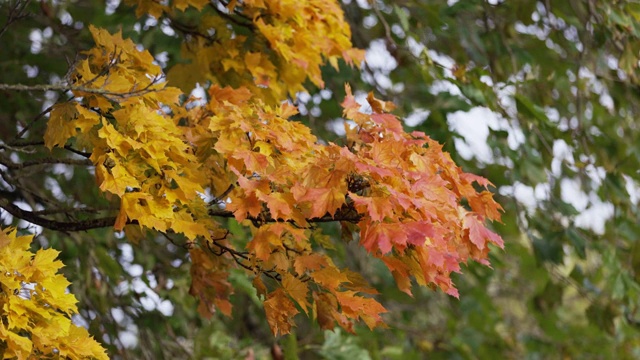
[531,234,563,264]
[515,94,549,125]
[318,329,371,360]
[95,247,122,279]
[229,269,261,306]
[393,5,410,32]
[566,228,586,259]
[586,303,616,335]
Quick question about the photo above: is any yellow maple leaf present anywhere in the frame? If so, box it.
[4,330,33,359]
[40,275,77,315]
[58,325,109,360]
[43,102,79,149]
[30,248,64,280]
[282,273,310,314]
[31,314,72,341]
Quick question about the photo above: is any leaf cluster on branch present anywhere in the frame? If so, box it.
[0,0,504,352]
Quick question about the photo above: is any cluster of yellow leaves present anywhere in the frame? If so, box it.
[45,26,214,241]
[158,0,364,104]
[124,0,208,18]
[41,4,504,336]
[0,227,107,359]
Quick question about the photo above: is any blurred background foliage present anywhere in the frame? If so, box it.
[1,0,639,358]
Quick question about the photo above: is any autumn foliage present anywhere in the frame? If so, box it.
[1,0,503,354]
[0,228,107,359]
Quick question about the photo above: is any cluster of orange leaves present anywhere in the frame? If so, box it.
[39,0,503,337]
[0,228,108,359]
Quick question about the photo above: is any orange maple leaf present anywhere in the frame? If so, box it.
[264,288,298,336]
[300,186,347,218]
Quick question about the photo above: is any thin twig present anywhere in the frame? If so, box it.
[209,2,255,30]
[203,231,282,280]
[12,104,55,142]
[165,15,216,42]
[371,1,394,46]
[62,145,92,158]
[209,184,235,204]
[0,0,32,40]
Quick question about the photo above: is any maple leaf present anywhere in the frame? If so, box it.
[247,227,281,262]
[39,273,77,316]
[282,273,310,314]
[30,315,72,342]
[253,276,268,298]
[464,213,504,250]
[259,191,294,220]
[264,288,299,336]
[349,193,394,222]
[460,172,494,188]
[117,192,174,232]
[95,154,139,197]
[341,84,362,120]
[404,221,437,246]
[293,253,328,275]
[342,270,379,295]
[310,265,351,290]
[392,273,413,296]
[171,218,209,240]
[299,185,347,218]
[468,190,504,222]
[4,331,33,359]
[367,91,396,113]
[359,220,406,254]
[334,290,387,329]
[57,326,109,360]
[359,219,436,254]
[267,251,290,272]
[30,248,64,278]
[313,292,351,331]
[227,189,264,222]
[311,231,336,250]
[189,247,234,318]
[370,113,404,134]
[43,102,79,149]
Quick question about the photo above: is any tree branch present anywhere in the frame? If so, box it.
[3,141,93,158]
[0,155,92,170]
[0,200,360,233]
[0,198,119,231]
[207,206,362,224]
[0,82,161,99]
